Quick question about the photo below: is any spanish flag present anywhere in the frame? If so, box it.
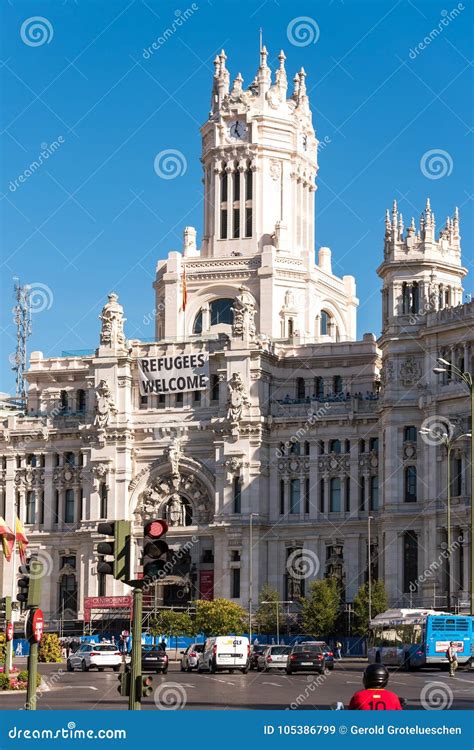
[181,267,187,312]
[0,517,14,561]
[16,517,28,565]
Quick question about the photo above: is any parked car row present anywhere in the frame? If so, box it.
[179,638,336,675]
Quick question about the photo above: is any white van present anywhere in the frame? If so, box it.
[197,636,250,674]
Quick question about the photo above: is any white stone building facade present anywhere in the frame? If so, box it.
[0,48,471,627]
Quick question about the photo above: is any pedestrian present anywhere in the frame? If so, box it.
[159,638,167,652]
[335,640,342,660]
[446,641,458,677]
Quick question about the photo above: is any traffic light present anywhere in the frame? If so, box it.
[96,521,131,582]
[141,674,153,698]
[142,520,169,582]
[17,557,42,608]
[117,671,131,696]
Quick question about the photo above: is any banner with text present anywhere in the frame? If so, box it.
[138,353,209,396]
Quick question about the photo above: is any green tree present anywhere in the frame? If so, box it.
[194,599,247,637]
[300,578,341,636]
[149,610,194,656]
[255,585,282,635]
[38,633,62,663]
[352,581,388,635]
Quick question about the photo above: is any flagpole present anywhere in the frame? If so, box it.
[10,526,17,671]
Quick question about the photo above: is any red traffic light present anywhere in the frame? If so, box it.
[144,520,168,538]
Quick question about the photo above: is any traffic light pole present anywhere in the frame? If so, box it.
[26,630,38,711]
[129,587,142,711]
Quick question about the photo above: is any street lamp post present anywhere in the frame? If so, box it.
[420,428,471,610]
[432,358,473,615]
[249,513,258,642]
[261,600,293,644]
[368,515,373,622]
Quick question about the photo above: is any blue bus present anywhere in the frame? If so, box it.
[368,609,473,669]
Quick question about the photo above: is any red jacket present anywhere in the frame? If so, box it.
[349,688,402,710]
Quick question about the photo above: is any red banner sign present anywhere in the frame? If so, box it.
[199,571,214,601]
[5,622,13,642]
[83,596,133,623]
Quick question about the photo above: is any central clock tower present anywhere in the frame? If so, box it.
[154,46,358,342]
[200,47,318,265]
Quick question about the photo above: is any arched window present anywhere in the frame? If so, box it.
[329,439,341,454]
[77,389,86,413]
[59,573,78,617]
[193,310,203,334]
[370,476,379,511]
[403,426,417,443]
[26,491,36,524]
[404,466,417,503]
[289,441,300,455]
[333,375,343,394]
[402,283,410,314]
[296,377,305,400]
[210,299,233,326]
[330,478,341,512]
[65,488,75,523]
[314,376,324,398]
[320,310,331,336]
[411,282,419,313]
[60,390,68,413]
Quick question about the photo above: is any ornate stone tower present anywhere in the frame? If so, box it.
[378,199,465,335]
[154,47,358,342]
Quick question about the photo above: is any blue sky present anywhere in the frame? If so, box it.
[1,0,473,392]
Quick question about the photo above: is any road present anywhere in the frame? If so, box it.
[1,659,473,711]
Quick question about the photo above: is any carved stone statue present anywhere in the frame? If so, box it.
[232,286,257,341]
[166,438,182,480]
[99,293,126,348]
[167,493,186,526]
[94,380,117,429]
[227,372,250,424]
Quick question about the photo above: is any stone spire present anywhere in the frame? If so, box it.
[217,49,230,101]
[231,72,243,95]
[275,49,288,96]
[257,44,271,95]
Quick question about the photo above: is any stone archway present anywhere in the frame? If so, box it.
[130,453,215,528]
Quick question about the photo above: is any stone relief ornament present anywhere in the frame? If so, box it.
[99,293,126,348]
[94,380,117,429]
[399,357,422,387]
[224,456,243,482]
[134,471,212,526]
[226,372,250,425]
[270,160,282,180]
[232,286,257,341]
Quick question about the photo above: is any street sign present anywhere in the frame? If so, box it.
[5,622,13,641]
[26,608,44,643]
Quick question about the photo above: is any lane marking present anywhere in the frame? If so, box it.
[262,682,282,687]
[63,686,99,691]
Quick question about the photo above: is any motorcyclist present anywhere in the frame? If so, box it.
[348,663,402,710]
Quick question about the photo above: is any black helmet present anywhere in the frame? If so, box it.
[363,663,389,689]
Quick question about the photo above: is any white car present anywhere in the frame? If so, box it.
[180,643,204,672]
[257,645,291,671]
[197,636,249,674]
[67,642,123,672]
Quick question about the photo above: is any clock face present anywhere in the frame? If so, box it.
[229,120,247,140]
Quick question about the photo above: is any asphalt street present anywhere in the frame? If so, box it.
[1,659,473,711]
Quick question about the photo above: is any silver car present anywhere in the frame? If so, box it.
[180,643,204,672]
[257,645,291,672]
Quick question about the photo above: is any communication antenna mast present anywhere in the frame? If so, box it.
[12,279,32,404]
